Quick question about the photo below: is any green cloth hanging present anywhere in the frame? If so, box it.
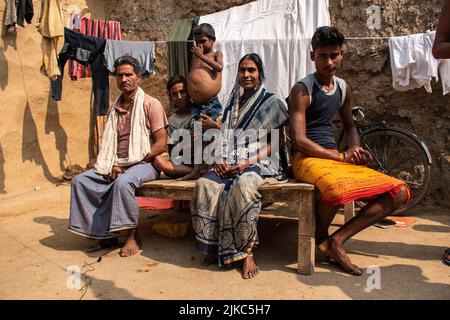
[168,18,194,78]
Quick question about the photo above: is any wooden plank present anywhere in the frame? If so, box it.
[137,178,317,275]
[298,237,315,275]
[139,179,314,192]
[135,188,192,200]
[259,190,300,202]
[297,190,315,275]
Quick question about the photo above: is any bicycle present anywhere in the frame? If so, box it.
[336,106,432,214]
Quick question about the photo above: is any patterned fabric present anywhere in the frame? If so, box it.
[191,86,289,266]
[69,162,159,239]
[221,85,289,177]
[292,153,411,205]
[69,17,121,80]
[192,168,264,266]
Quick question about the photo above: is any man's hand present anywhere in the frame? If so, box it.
[200,113,220,130]
[345,147,372,165]
[192,45,204,58]
[226,160,250,178]
[214,161,229,179]
[105,166,124,183]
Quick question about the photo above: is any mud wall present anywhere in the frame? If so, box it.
[106,0,449,206]
[0,0,448,207]
[330,0,449,206]
[0,0,105,196]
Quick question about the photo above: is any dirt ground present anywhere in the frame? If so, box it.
[0,184,448,300]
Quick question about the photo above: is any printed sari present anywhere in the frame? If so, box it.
[191,85,288,266]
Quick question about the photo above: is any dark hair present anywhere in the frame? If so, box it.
[311,26,345,51]
[166,75,187,92]
[193,23,216,41]
[239,53,266,82]
[113,55,141,74]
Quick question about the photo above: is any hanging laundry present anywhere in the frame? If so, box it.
[16,0,34,27]
[429,30,450,96]
[199,0,330,105]
[104,40,156,76]
[5,1,18,31]
[67,8,82,80]
[167,18,194,78]
[68,12,81,31]
[37,0,65,80]
[5,0,34,30]
[69,17,121,80]
[439,60,450,95]
[51,28,109,115]
[389,32,439,93]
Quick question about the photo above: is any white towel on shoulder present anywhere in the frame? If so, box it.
[95,87,151,174]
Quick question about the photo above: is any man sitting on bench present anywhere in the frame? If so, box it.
[153,75,222,179]
[288,27,411,275]
[69,55,168,257]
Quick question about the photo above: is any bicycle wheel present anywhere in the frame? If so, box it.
[360,128,432,214]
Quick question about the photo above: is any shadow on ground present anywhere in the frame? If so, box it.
[35,207,449,282]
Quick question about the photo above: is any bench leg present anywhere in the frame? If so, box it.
[344,201,355,224]
[297,190,315,275]
[174,200,182,212]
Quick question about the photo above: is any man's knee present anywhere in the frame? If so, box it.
[153,156,165,172]
[113,175,135,191]
[394,186,410,208]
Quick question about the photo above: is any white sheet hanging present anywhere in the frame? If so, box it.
[199,0,330,105]
[389,32,439,93]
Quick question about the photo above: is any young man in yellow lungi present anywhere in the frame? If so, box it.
[288,26,411,276]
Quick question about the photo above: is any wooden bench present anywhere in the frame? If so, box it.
[137,178,318,275]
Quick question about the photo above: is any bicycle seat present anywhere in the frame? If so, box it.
[351,106,364,113]
[352,106,365,122]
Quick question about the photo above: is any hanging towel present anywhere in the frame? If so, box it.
[429,30,450,96]
[389,32,439,93]
[199,0,330,105]
[168,18,194,78]
[5,0,34,28]
[104,40,156,76]
[439,60,450,95]
[37,0,65,80]
[5,0,18,28]
[94,87,151,175]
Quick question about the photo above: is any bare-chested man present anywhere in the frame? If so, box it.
[432,0,450,267]
[182,23,223,180]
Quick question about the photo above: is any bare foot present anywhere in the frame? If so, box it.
[86,238,118,253]
[178,170,201,181]
[119,229,141,257]
[242,254,260,279]
[201,255,218,266]
[318,238,363,276]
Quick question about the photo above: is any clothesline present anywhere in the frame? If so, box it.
[346,36,390,40]
[146,35,434,44]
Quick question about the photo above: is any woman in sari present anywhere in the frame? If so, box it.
[191,53,289,279]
